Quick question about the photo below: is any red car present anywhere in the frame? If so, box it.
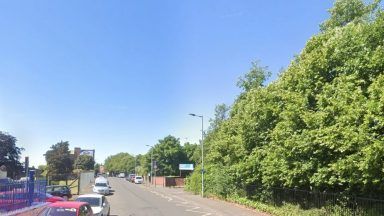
[37,201,93,216]
[45,193,65,203]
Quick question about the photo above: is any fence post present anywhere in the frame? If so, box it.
[28,170,35,205]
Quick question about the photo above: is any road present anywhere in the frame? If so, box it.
[106,177,267,216]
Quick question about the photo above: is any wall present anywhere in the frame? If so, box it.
[165,177,185,187]
[79,171,94,194]
[153,176,165,187]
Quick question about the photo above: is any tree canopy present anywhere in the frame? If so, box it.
[148,135,188,176]
[186,0,384,198]
[45,141,73,180]
[74,155,95,171]
[0,131,24,178]
[104,152,135,175]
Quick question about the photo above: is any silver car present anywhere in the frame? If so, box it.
[93,182,110,195]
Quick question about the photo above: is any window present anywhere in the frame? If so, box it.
[79,206,88,216]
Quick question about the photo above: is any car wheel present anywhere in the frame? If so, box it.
[63,195,68,201]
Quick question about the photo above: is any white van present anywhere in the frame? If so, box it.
[93,176,110,195]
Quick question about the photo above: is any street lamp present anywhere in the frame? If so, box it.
[134,155,137,176]
[189,113,204,197]
[146,145,153,186]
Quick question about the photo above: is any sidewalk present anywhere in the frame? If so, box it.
[142,184,269,216]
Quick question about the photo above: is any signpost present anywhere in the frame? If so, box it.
[179,164,194,171]
[179,164,194,177]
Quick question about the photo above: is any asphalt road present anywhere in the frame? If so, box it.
[106,177,267,216]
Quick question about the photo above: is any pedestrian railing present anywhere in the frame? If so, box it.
[245,185,384,216]
[0,178,47,213]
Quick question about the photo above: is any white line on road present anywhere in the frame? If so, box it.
[145,187,216,216]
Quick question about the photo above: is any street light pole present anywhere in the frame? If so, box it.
[146,145,153,186]
[189,113,204,197]
[134,156,137,176]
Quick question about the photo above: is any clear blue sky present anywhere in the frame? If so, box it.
[0,0,333,167]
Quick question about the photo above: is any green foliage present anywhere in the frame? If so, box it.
[74,155,95,171]
[45,141,73,180]
[150,135,188,176]
[208,104,230,132]
[320,0,381,31]
[237,61,271,93]
[228,195,327,216]
[186,0,384,210]
[104,152,135,174]
[0,131,24,178]
[183,142,200,165]
[185,164,202,194]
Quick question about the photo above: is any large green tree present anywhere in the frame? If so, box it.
[74,155,95,171]
[148,135,188,176]
[186,0,384,198]
[0,131,24,178]
[45,141,73,180]
[104,152,135,175]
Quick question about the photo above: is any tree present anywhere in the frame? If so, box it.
[45,141,73,180]
[0,131,23,178]
[208,104,231,131]
[186,0,384,198]
[150,135,188,176]
[320,0,381,31]
[104,153,135,175]
[236,61,271,93]
[183,142,200,165]
[74,155,95,171]
[94,163,101,175]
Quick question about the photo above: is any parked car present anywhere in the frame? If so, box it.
[37,201,93,216]
[45,193,65,203]
[46,185,72,200]
[117,173,125,178]
[75,194,110,216]
[134,176,143,184]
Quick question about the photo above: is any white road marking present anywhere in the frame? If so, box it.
[146,187,216,216]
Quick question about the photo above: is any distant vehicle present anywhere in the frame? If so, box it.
[134,176,143,184]
[93,182,110,195]
[117,173,125,178]
[46,185,72,200]
[95,176,111,187]
[126,174,135,182]
[37,201,93,216]
[75,194,110,216]
[93,177,110,195]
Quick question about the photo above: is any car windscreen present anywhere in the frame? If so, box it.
[135,177,142,179]
[95,183,107,187]
[75,197,100,207]
[38,206,77,216]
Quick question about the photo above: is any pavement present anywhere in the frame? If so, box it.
[106,177,269,216]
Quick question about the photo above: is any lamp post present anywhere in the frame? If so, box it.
[146,145,153,186]
[189,113,204,197]
[134,155,137,176]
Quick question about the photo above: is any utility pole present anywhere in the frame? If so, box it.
[189,113,204,197]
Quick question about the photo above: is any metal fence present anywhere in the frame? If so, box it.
[245,186,384,216]
[0,178,47,213]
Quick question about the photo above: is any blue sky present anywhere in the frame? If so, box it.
[0,0,333,167]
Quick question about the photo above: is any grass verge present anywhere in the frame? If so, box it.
[226,194,327,216]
